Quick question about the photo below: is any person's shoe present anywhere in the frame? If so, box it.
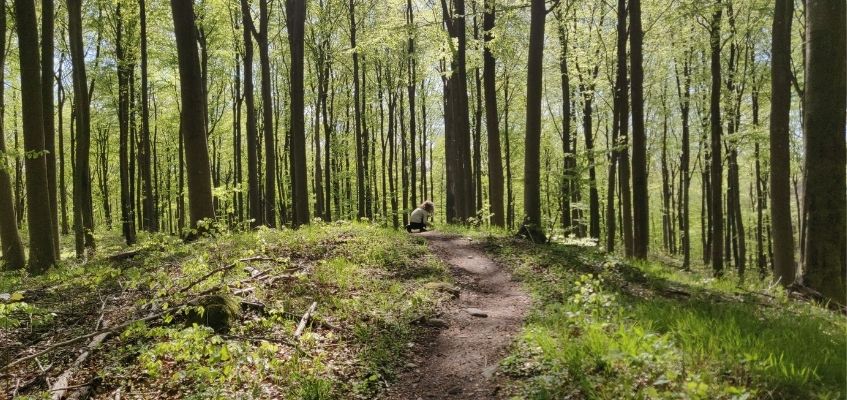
[419,228,427,232]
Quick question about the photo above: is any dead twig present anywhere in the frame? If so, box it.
[294,302,318,338]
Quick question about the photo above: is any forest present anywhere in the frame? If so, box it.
[0,0,844,398]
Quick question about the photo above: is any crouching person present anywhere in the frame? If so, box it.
[406,201,435,233]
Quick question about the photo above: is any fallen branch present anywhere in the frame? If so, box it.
[50,332,109,400]
[294,302,318,338]
[2,311,158,372]
[178,256,281,295]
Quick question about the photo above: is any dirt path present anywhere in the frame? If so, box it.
[382,232,530,399]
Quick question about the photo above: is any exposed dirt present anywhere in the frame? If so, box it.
[382,232,530,399]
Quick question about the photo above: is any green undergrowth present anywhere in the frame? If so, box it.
[1,222,449,399]
[453,229,845,400]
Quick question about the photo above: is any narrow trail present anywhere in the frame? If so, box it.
[383,232,531,399]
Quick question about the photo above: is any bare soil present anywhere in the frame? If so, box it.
[382,232,530,399]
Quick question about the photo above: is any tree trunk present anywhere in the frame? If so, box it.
[504,71,514,229]
[240,0,262,227]
[57,61,69,235]
[629,0,648,259]
[14,0,57,272]
[116,4,137,245]
[483,0,504,227]
[67,0,95,257]
[615,0,633,256]
[286,0,310,226]
[579,67,600,239]
[41,0,59,257]
[709,3,724,276]
[675,52,692,269]
[521,0,546,242]
[139,0,156,232]
[801,0,846,304]
[350,0,366,219]
[769,0,795,286]
[407,0,417,209]
[556,9,573,233]
[169,0,215,230]
[440,0,474,223]
[0,0,25,270]
[257,0,276,227]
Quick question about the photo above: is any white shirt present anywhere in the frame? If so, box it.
[410,208,429,224]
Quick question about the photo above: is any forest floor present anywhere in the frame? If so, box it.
[382,232,530,399]
[1,223,845,399]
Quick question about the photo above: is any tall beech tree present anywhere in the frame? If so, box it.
[254,0,277,227]
[0,0,25,270]
[170,0,215,230]
[521,0,546,242]
[241,0,262,227]
[801,0,846,304]
[769,0,795,286]
[42,0,59,257]
[482,0,504,227]
[287,0,310,226]
[14,0,57,272]
[708,2,724,276]
[440,0,474,223]
[115,4,137,245]
[68,0,95,257]
[139,0,157,232]
[629,0,648,259]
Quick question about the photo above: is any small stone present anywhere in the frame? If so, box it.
[405,362,418,368]
[465,308,488,317]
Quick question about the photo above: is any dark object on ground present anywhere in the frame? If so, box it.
[184,294,241,333]
[517,223,547,244]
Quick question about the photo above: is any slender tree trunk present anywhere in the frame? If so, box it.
[322,62,333,221]
[240,0,262,227]
[521,0,546,242]
[41,0,59,256]
[614,0,633,256]
[57,62,69,235]
[482,0,504,227]
[116,5,136,245]
[472,6,482,214]
[675,53,692,269]
[138,0,156,232]
[801,0,846,304]
[170,0,215,231]
[0,0,25,270]
[14,0,57,272]
[350,0,366,219]
[287,0,309,226]
[769,0,795,286]
[629,0,648,259]
[504,71,514,229]
[407,0,417,209]
[68,0,95,257]
[556,8,573,233]
[440,0,474,222]
[388,87,399,228]
[256,0,276,227]
[709,3,724,276]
